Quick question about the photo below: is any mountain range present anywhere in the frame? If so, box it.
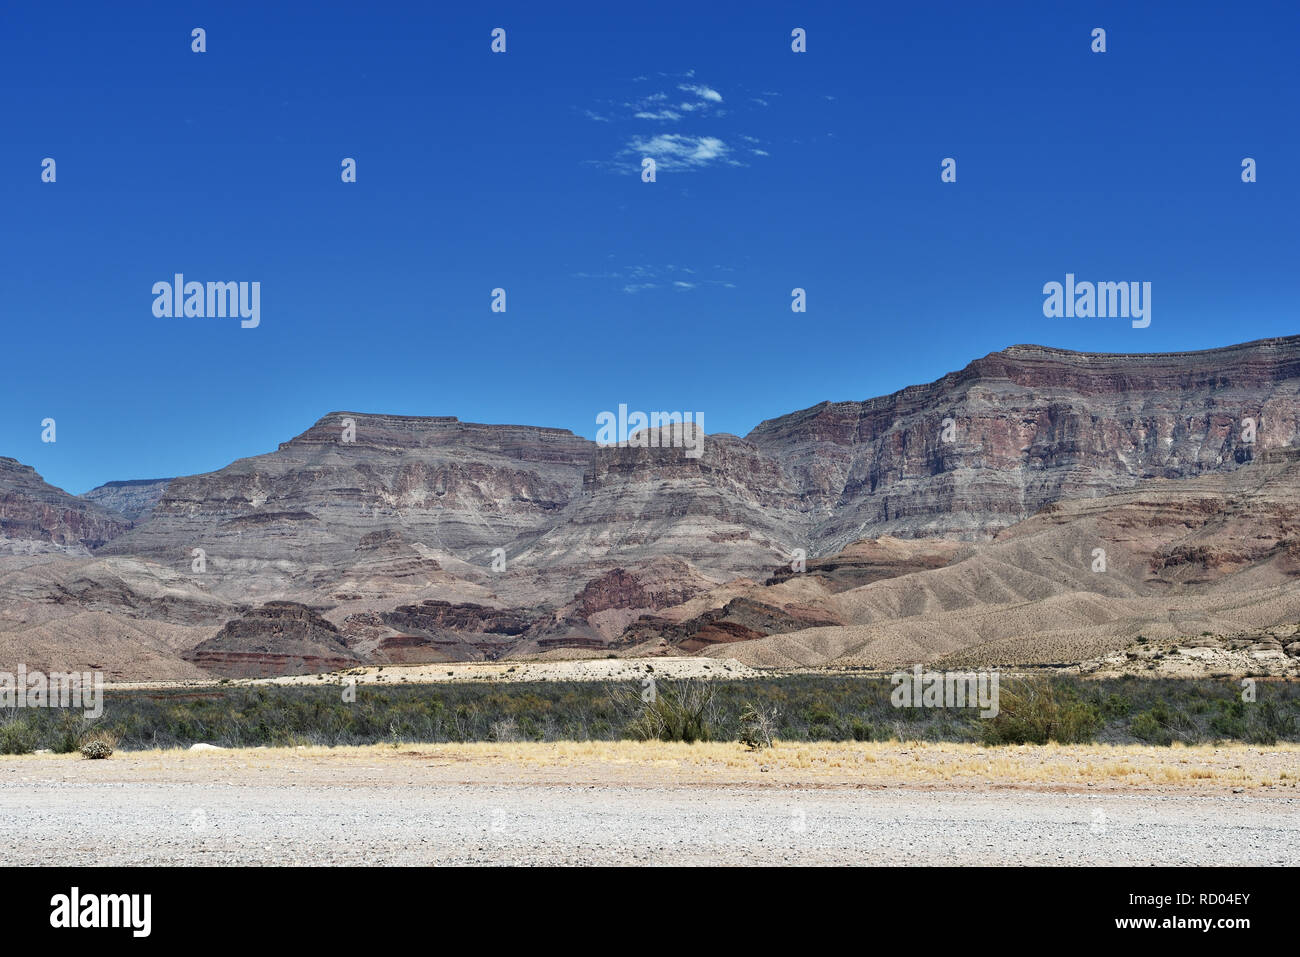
[4,335,1300,679]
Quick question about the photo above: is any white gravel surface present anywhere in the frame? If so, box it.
[1,777,1295,866]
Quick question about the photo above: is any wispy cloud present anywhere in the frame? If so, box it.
[679,83,722,103]
[634,108,681,121]
[623,133,731,170]
[622,80,722,121]
[575,263,738,295]
[582,71,773,174]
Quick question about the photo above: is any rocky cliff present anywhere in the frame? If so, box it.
[746,336,1300,549]
[82,478,173,522]
[0,457,131,552]
[97,414,594,578]
[93,338,1300,592]
[6,335,1300,676]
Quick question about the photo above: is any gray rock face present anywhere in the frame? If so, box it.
[746,336,1300,550]
[0,457,131,552]
[82,478,172,522]
[94,336,1300,588]
[97,414,595,590]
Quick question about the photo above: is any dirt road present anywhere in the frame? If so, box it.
[1,743,1295,865]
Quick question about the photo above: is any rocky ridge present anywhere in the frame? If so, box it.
[5,335,1300,676]
[0,457,131,553]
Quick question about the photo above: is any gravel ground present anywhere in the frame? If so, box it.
[1,747,1295,865]
[104,656,760,691]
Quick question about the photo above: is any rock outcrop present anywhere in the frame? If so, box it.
[764,537,964,592]
[619,596,844,653]
[0,458,131,552]
[746,336,1300,549]
[81,478,172,523]
[97,415,594,587]
[183,601,363,677]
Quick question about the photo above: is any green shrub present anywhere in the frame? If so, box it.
[1245,701,1296,746]
[1208,711,1247,740]
[52,714,86,754]
[1130,700,1199,745]
[980,678,1102,745]
[1130,709,1173,745]
[1101,694,1132,719]
[0,675,1287,750]
[624,680,716,743]
[0,719,38,755]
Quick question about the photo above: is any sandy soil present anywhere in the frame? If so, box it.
[105,656,760,691]
[1,742,1295,865]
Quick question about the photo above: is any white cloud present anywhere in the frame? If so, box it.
[679,83,723,103]
[625,133,729,170]
[624,85,726,121]
[579,264,736,294]
[584,74,773,173]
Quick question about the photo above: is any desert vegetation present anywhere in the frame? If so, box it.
[0,675,1294,752]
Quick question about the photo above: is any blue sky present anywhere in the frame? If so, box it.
[3,0,1297,493]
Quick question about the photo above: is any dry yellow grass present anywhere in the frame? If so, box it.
[11,739,1297,793]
